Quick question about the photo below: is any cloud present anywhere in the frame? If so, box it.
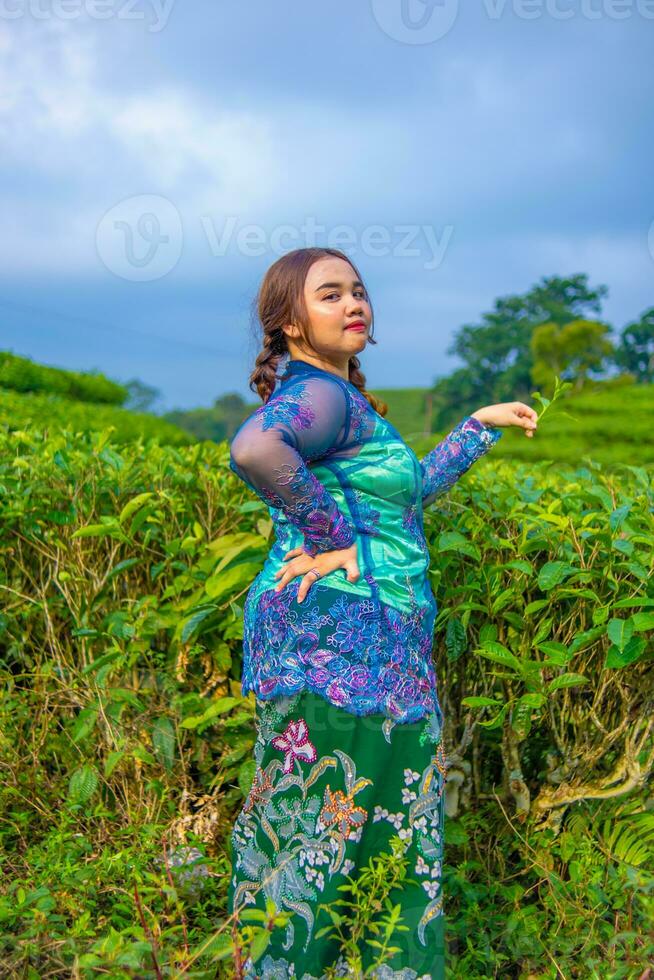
[0,3,651,406]
[0,17,284,273]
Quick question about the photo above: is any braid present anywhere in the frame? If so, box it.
[348,356,388,418]
[249,329,287,404]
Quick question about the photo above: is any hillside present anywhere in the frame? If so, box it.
[0,387,191,447]
[0,351,191,445]
[377,379,654,468]
[3,349,653,464]
[0,351,128,405]
[169,375,654,467]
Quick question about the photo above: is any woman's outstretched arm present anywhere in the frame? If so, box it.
[229,374,357,556]
[419,415,503,509]
[419,401,538,508]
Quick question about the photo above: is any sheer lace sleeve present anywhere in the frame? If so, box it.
[419,415,503,509]
[229,374,357,556]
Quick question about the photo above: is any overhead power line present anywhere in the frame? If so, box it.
[0,297,238,359]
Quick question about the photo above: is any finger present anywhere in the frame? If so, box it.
[345,562,360,582]
[283,548,303,561]
[515,402,539,422]
[297,571,318,604]
[274,557,300,579]
[514,408,538,430]
[274,570,294,592]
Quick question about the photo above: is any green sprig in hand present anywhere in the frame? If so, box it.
[530,375,577,425]
[473,375,576,435]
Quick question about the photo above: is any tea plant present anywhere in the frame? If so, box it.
[1,414,652,977]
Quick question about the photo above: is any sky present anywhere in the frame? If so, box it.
[1,0,653,411]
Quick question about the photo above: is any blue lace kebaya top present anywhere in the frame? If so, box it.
[229,357,502,724]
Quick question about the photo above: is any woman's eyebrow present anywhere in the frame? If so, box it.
[314,280,365,292]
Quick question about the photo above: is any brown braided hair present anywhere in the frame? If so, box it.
[248,247,388,417]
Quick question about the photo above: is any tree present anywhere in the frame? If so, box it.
[431,273,609,428]
[124,378,162,413]
[164,392,253,444]
[531,319,615,393]
[615,307,654,383]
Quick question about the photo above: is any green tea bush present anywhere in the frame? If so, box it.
[0,425,653,977]
[0,386,191,446]
[0,351,129,405]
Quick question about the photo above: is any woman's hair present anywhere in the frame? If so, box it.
[248,247,388,417]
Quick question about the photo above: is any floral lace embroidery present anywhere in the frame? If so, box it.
[351,486,382,537]
[229,376,358,556]
[401,502,428,552]
[254,386,319,443]
[241,576,440,725]
[254,465,357,557]
[420,415,502,508]
[230,360,503,724]
[344,384,371,444]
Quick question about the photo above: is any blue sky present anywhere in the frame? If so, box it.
[1,0,652,411]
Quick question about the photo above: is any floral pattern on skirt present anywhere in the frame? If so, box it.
[227,689,447,978]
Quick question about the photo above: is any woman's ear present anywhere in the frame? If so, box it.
[282,321,302,341]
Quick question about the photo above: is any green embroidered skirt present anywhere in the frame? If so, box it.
[227,689,447,979]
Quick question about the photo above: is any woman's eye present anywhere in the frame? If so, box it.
[324,291,366,301]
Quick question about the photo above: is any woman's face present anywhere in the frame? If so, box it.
[285,256,372,369]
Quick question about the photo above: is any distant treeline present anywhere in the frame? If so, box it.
[165,271,654,442]
[3,271,652,444]
[427,272,654,430]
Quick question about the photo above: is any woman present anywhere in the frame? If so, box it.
[226,247,538,979]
